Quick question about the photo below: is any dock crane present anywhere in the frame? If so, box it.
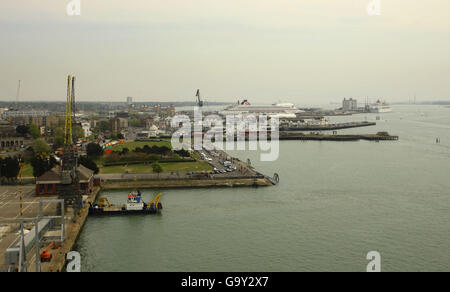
[58,75,82,211]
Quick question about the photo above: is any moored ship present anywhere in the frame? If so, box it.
[369,100,393,113]
[220,100,303,118]
[89,191,163,216]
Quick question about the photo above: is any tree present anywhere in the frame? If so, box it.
[110,132,118,140]
[86,143,104,157]
[53,127,65,148]
[151,162,163,173]
[95,120,110,133]
[30,155,56,178]
[29,123,40,139]
[149,154,160,161]
[159,146,171,156]
[78,156,99,174]
[72,125,85,142]
[0,157,20,183]
[32,138,51,155]
[16,125,29,136]
[121,147,129,155]
[174,149,190,157]
[129,119,142,127]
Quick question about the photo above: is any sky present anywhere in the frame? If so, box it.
[0,0,449,106]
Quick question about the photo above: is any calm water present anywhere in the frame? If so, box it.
[77,105,450,271]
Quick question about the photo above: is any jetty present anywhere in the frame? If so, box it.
[280,121,376,131]
[278,132,398,141]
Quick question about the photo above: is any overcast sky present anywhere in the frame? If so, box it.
[0,0,449,105]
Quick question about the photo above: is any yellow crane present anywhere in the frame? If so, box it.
[98,197,112,208]
[64,75,73,146]
[147,193,162,210]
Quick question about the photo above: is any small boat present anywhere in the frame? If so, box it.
[89,190,163,216]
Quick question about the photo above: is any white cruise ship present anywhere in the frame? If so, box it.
[369,100,393,113]
[220,100,303,118]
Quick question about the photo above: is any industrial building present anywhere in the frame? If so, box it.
[35,164,94,196]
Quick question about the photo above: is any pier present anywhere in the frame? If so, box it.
[278,132,399,141]
[280,121,376,131]
[221,132,399,142]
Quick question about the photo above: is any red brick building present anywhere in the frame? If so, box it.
[35,165,94,196]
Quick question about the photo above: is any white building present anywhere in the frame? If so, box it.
[81,122,92,137]
[149,125,159,137]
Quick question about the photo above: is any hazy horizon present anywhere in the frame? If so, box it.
[1,0,449,105]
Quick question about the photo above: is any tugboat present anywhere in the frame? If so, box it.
[89,190,163,216]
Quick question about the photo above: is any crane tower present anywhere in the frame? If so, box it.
[59,75,82,210]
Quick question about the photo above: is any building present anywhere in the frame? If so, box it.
[110,117,128,132]
[145,117,154,129]
[39,126,46,136]
[342,98,358,111]
[0,135,25,150]
[45,114,62,128]
[89,118,98,129]
[0,121,15,135]
[136,131,151,140]
[31,116,45,127]
[127,96,133,106]
[166,106,176,117]
[148,125,159,137]
[35,164,94,196]
[81,122,92,137]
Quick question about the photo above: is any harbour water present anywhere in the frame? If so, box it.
[77,105,450,272]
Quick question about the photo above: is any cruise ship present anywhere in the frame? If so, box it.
[220,100,303,118]
[369,100,393,113]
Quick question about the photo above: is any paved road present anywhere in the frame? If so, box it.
[196,149,258,178]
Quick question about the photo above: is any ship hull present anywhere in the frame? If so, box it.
[89,207,158,216]
[373,107,393,113]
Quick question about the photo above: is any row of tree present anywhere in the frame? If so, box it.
[0,157,21,184]
[52,126,84,148]
[135,145,171,156]
[16,123,85,145]
[16,124,40,139]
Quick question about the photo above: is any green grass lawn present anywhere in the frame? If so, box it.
[111,140,172,152]
[99,161,212,174]
[21,163,34,177]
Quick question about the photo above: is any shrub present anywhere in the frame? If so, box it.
[87,143,104,157]
[151,162,163,173]
[79,156,99,174]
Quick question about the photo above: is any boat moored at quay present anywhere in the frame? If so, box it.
[89,191,163,216]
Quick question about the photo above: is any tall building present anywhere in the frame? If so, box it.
[110,117,128,132]
[45,114,62,128]
[342,98,358,111]
[127,97,133,106]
